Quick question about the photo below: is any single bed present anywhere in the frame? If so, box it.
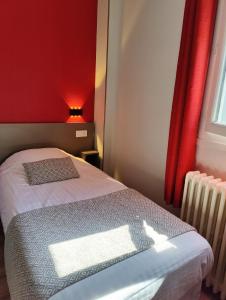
[0,148,213,300]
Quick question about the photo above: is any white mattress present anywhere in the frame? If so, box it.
[0,148,213,300]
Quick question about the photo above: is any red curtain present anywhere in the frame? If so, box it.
[165,0,218,207]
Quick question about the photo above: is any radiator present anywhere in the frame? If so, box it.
[181,171,226,300]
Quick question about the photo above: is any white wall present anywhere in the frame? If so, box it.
[103,0,185,212]
[196,140,226,179]
[94,0,109,166]
[103,0,123,175]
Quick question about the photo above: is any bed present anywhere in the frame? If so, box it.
[0,147,213,300]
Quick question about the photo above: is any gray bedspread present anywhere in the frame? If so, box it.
[4,188,195,300]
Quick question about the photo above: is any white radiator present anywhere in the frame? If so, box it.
[181,171,226,300]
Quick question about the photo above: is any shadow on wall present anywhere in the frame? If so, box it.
[113,159,180,217]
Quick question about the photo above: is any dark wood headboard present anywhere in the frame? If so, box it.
[0,123,95,164]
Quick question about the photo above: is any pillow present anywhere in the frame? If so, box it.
[23,157,79,185]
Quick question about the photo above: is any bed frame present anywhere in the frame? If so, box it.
[0,123,95,164]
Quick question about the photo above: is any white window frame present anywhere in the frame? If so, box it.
[199,0,226,146]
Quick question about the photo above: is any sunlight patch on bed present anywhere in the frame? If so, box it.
[143,220,177,253]
[49,225,137,278]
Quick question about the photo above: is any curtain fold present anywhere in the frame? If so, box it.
[165,0,218,207]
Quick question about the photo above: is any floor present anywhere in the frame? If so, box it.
[0,226,221,300]
[0,227,10,300]
[201,285,221,300]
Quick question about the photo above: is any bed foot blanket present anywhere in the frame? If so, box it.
[4,188,195,300]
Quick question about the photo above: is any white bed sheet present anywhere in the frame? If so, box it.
[50,231,213,300]
[0,148,126,233]
[0,148,213,300]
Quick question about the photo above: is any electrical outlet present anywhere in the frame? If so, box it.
[76,130,88,138]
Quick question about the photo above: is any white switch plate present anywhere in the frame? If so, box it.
[76,130,88,138]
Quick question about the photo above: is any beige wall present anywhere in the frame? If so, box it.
[103,0,185,212]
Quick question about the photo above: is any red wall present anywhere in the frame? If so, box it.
[0,0,97,123]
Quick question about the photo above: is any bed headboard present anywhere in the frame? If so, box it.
[0,123,95,164]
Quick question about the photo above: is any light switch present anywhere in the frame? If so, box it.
[76,130,88,138]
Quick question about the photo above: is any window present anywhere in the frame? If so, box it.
[212,55,226,126]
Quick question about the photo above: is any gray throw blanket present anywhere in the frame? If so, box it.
[5,188,195,300]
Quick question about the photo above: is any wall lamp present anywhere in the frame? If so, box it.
[69,107,83,117]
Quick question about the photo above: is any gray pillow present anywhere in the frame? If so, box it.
[23,157,79,185]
